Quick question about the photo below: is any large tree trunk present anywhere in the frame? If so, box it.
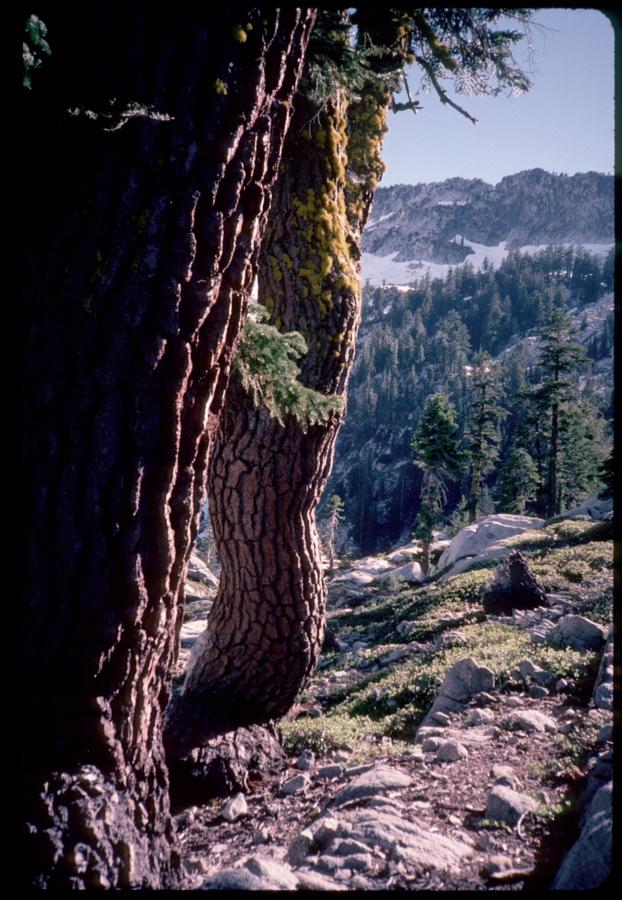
[167,17,405,749]
[21,9,313,889]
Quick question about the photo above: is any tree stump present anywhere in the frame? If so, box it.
[480,550,548,616]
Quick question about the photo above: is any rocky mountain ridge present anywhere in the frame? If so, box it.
[362,169,613,284]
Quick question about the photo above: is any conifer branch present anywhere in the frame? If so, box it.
[417,57,478,124]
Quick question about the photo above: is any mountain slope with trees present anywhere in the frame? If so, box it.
[328,240,613,554]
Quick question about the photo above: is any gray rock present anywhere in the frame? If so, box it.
[201,867,273,890]
[434,630,471,651]
[529,684,549,699]
[510,709,557,733]
[506,696,523,708]
[517,658,556,686]
[187,552,219,588]
[436,740,469,762]
[313,817,341,850]
[317,764,344,780]
[343,762,376,777]
[221,792,248,822]
[483,855,514,875]
[473,691,497,706]
[593,682,613,710]
[243,856,299,890]
[555,678,569,692]
[596,723,613,744]
[467,707,495,726]
[439,657,496,703]
[491,765,521,791]
[547,615,607,651]
[295,868,346,891]
[287,828,316,866]
[279,773,310,796]
[430,711,451,726]
[552,782,612,890]
[379,646,411,666]
[486,785,537,826]
[389,560,424,583]
[332,764,411,805]
[336,807,473,872]
[422,737,442,752]
[437,515,544,573]
[332,837,374,857]
[251,827,270,845]
[295,749,315,771]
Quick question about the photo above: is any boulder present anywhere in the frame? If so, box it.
[187,552,219,588]
[295,749,315,771]
[221,792,248,822]
[480,551,548,615]
[386,560,424,583]
[243,856,299,890]
[279,773,311,796]
[436,740,469,762]
[552,782,612,890]
[439,658,496,702]
[559,492,613,521]
[437,514,544,573]
[485,785,537,826]
[332,764,411,806]
[547,615,607,651]
[509,709,557,734]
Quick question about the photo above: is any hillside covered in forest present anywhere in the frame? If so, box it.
[326,174,614,554]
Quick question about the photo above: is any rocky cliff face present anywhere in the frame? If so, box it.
[363,169,613,267]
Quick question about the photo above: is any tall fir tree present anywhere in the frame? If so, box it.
[528,309,587,517]
[412,394,463,574]
[464,353,505,522]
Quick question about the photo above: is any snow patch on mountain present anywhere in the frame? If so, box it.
[361,240,613,288]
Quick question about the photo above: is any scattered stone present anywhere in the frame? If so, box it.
[506,696,523,708]
[251,827,270,845]
[593,682,613,710]
[221,792,248,822]
[201,867,274,891]
[473,692,497,706]
[279,773,311,796]
[331,751,351,763]
[422,737,442,752]
[510,709,557,734]
[485,785,537,826]
[379,646,411,666]
[317,764,344,780]
[436,740,469,762]
[242,856,299,890]
[430,711,451,726]
[439,658,496,703]
[481,551,548,616]
[295,749,315,771]
[388,560,424,583]
[332,764,411,806]
[295,868,346,891]
[434,630,471,651]
[491,765,521,791]
[467,708,495,726]
[313,818,341,850]
[529,684,549,699]
[352,641,368,651]
[596,723,613,744]
[552,782,612,890]
[547,615,607,651]
[555,678,569,693]
[517,659,556,687]
[483,855,514,876]
[343,762,376,778]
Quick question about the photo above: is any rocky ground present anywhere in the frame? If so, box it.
[173,512,614,891]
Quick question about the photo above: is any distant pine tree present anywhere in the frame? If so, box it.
[464,353,505,522]
[496,447,539,513]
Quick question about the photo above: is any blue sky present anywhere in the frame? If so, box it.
[380,8,615,186]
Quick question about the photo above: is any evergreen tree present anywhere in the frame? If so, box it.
[464,353,505,522]
[323,494,345,576]
[529,309,587,517]
[412,395,463,574]
[496,447,539,513]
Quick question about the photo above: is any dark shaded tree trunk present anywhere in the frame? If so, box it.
[166,20,403,749]
[21,9,314,890]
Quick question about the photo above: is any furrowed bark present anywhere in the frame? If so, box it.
[21,9,314,889]
[167,17,407,749]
